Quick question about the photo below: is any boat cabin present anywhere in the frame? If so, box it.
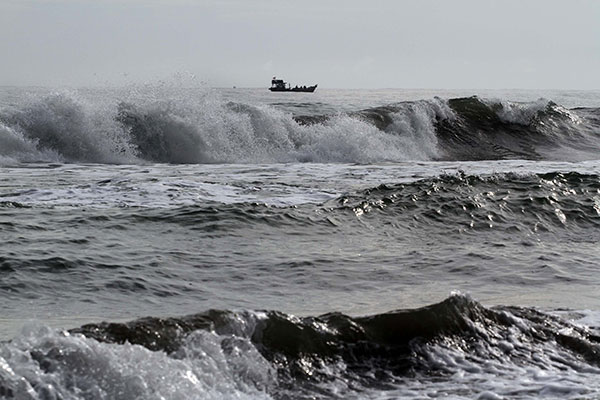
[271,78,288,90]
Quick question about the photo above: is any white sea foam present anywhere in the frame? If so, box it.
[4,314,599,400]
[0,324,274,400]
[2,92,136,164]
[0,164,341,208]
[2,88,596,165]
[486,97,583,126]
[0,89,451,165]
[0,121,61,164]
[490,97,551,125]
[383,98,451,159]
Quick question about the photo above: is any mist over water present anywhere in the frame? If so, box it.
[1,87,600,399]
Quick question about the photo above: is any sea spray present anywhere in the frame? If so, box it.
[4,89,597,165]
[1,92,134,163]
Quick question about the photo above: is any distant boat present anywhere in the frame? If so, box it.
[269,77,317,93]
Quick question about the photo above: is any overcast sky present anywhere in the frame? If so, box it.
[1,0,599,89]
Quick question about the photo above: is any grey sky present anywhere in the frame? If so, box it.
[1,0,599,89]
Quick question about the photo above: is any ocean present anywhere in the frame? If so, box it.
[1,86,600,399]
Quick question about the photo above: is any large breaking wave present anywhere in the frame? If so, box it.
[2,294,600,399]
[0,91,599,164]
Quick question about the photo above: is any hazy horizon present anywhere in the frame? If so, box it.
[1,0,599,89]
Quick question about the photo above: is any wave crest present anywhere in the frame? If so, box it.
[0,91,598,165]
[2,295,600,399]
[1,93,134,163]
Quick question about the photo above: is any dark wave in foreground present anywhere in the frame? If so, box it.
[0,93,599,164]
[2,294,599,399]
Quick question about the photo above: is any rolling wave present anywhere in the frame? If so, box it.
[2,294,599,399]
[0,92,598,165]
[1,170,597,236]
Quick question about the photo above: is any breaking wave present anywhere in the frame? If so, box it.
[2,294,600,399]
[0,91,599,165]
[0,94,134,164]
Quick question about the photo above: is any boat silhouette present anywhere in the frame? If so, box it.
[269,77,317,92]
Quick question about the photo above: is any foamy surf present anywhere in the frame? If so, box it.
[2,88,597,165]
[2,295,600,399]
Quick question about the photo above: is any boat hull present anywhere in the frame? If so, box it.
[269,85,317,93]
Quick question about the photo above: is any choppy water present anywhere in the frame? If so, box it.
[1,87,600,399]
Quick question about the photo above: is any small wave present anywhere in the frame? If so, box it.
[330,171,600,234]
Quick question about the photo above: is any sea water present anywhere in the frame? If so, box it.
[1,86,600,399]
